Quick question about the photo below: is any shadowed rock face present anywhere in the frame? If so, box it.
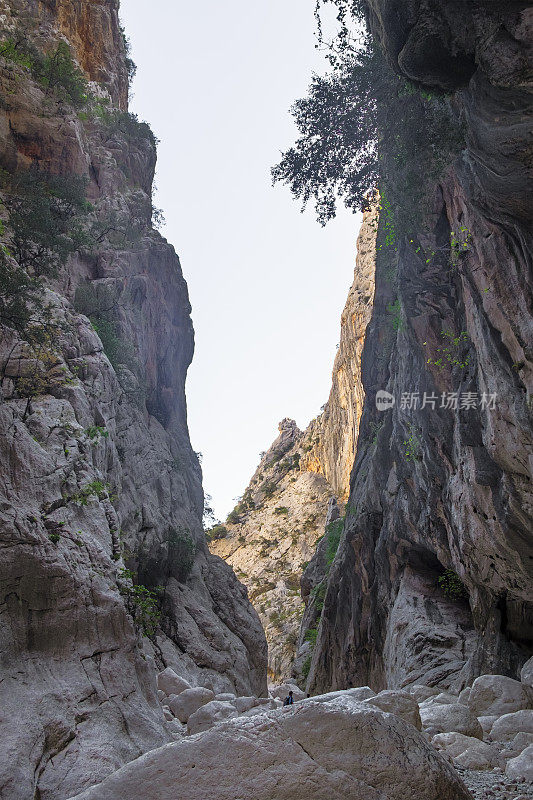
[306,2,533,694]
[0,2,266,798]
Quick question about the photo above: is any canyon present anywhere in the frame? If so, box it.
[0,1,531,799]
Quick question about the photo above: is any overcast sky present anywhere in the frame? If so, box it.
[120,0,362,520]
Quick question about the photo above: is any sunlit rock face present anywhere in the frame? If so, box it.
[0,2,266,798]
[211,212,376,681]
[306,2,533,694]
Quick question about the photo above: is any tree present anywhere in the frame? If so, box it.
[272,10,464,232]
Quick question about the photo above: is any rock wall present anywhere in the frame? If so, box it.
[306,1,533,695]
[210,212,376,680]
[0,3,266,799]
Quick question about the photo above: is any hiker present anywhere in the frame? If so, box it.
[283,690,294,706]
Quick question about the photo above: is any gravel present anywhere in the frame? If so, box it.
[456,766,533,800]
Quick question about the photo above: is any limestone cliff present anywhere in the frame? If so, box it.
[0,3,266,799]
[211,212,376,680]
[305,1,533,694]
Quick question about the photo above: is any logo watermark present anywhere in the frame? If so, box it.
[376,390,498,412]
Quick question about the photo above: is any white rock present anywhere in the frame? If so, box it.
[269,683,306,702]
[431,732,504,770]
[420,702,483,739]
[187,700,238,735]
[168,687,215,723]
[156,668,192,697]
[163,708,173,721]
[310,686,376,704]
[214,693,237,703]
[233,696,259,713]
[420,692,458,708]
[405,685,441,703]
[478,715,499,737]
[468,674,533,717]
[157,690,166,702]
[489,710,533,742]
[521,656,533,688]
[67,697,471,800]
[363,689,422,730]
[500,732,533,759]
[458,687,471,705]
[505,744,533,781]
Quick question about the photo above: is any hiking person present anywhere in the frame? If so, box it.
[283,690,294,706]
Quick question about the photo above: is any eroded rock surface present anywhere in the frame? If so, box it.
[68,696,471,800]
[0,3,266,798]
[305,0,533,696]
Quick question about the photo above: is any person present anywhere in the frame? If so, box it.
[283,690,294,706]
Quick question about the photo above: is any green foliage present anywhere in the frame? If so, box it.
[274,506,289,516]
[74,282,141,378]
[168,527,195,581]
[438,569,468,600]
[301,654,312,681]
[38,41,89,106]
[261,480,277,499]
[403,424,421,462]
[325,518,343,566]
[119,24,137,85]
[273,24,464,231]
[310,580,326,612]
[450,226,473,268]
[0,166,90,275]
[48,532,60,543]
[304,626,318,647]
[118,568,163,636]
[85,425,109,441]
[369,421,383,445]
[69,480,111,505]
[386,298,405,332]
[205,524,228,542]
[426,331,470,370]
[0,37,89,106]
[0,166,90,334]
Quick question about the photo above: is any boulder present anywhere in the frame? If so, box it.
[67,697,471,800]
[520,656,533,688]
[269,683,306,702]
[420,702,483,739]
[500,732,533,759]
[458,688,471,705]
[311,687,376,704]
[233,696,259,713]
[478,715,499,737]
[431,732,504,770]
[157,690,166,702]
[187,701,238,735]
[214,693,237,703]
[363,690,422,730]
[405,685,441,703]
[420,692,459,708]
[468,674,533,717]
[162,708,173,721]
[505,744,533,781]
[156,668,192,697]
[167,687,215,723]
[489,710,533,742]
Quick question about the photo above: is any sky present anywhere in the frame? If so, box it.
[120,0,362,521]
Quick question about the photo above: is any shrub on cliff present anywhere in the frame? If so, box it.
[0,37,89,107]
[272,11,464,231]
[0,166,91,334]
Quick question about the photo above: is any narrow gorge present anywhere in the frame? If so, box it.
[0,1,531,800]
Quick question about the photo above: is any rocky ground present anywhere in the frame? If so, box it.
[459,768,533,800]
[68,663,533,799]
